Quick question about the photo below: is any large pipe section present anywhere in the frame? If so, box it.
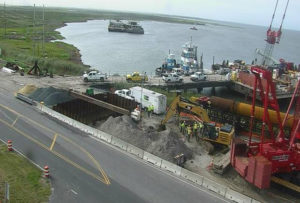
[210,96,293,128]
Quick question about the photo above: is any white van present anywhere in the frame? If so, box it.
[129,86,167,114]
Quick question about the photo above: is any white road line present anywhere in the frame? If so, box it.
[0,137,44,171]
[71,189,78,195]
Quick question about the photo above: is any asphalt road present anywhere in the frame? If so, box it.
[0,89,228,203]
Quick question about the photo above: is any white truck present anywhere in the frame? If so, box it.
[162,73,183,83]
[83,71,107,82]
[129,86,167,114]
[190,72,207,82]
[114,89,134,100]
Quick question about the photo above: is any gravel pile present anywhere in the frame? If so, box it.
[28,87,74,106]
[99,115,193,162]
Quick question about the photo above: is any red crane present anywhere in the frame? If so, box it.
[261,0,290,66]
[230,66,300,190]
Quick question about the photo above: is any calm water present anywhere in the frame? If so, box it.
[57,20,300,75]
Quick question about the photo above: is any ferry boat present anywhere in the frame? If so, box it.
[108,20,144,34]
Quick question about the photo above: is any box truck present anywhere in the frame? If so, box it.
[129,86,167,114]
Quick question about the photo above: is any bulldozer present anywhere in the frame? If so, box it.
[161,95,234,146]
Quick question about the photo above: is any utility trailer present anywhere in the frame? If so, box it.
[129,86,167,114]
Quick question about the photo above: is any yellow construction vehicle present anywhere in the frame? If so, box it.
[161,96,234,146]
[126,72,148,82]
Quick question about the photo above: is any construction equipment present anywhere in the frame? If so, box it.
[161,96,234,146]
[260,0,290,66]
[27,60,41,76]
[230,66,300,190]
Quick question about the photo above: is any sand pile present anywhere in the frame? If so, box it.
[28,87,74,106]
[100,115,152,149]
[17,84,37,96]
[99,115,193,162]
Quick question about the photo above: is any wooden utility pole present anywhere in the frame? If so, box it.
[42,4,45,57]
[32,4,36,56]
[3,2,7,39]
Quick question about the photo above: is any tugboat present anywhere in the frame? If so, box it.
[155,53,178,76]
[108,20,144,34]
[180,39,199,75]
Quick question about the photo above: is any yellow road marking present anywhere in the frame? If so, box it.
[0,103,110,185]
[12,116,19,126]
[0,117,108,184]
[50,134,58,151]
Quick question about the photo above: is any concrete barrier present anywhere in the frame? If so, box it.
[202,177,227,196]
[16,93,35,105]
[180,168,204,185]
[143,151,162,167]
[161,160,182,176]
[111,137,128,151]
[74,122,86,131]
[225,188,252,203]
[250,199,260,203]
[127,143,144,159]
[98,131,112,143]
[84,125,96,135]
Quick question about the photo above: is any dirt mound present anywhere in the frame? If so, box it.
[100,115,151,149]
[99,115,193,163]
[28,87,74,106]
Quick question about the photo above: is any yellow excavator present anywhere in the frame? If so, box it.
[161,96,234,146]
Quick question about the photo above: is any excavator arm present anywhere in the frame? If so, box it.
[161,96,211,126]
[161,96,180,126]
[177,102,211,122]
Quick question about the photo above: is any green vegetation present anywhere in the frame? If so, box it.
[0,143,51,202]
[0,5,225,75]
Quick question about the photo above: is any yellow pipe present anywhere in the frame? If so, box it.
[209,96,294,128]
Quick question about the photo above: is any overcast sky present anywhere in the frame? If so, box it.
[3,0,300,30]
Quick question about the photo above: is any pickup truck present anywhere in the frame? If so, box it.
[114,89,134,100]
[162,73,183,83]
[190,72,206,82]
[83,71,107,82]
[126,72,148,83]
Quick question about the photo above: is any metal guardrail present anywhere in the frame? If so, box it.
[16,93,35,105]
[36,104,260,203]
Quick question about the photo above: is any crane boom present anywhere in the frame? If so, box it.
[261,0,290,66]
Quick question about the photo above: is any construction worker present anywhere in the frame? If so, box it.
[180,120,186,133]
[187,125,192,142]
[207,101,211,108]
[150,104,154,117]
[193,122,198,138]
[147,105,151,118]
[199,122,204,135]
